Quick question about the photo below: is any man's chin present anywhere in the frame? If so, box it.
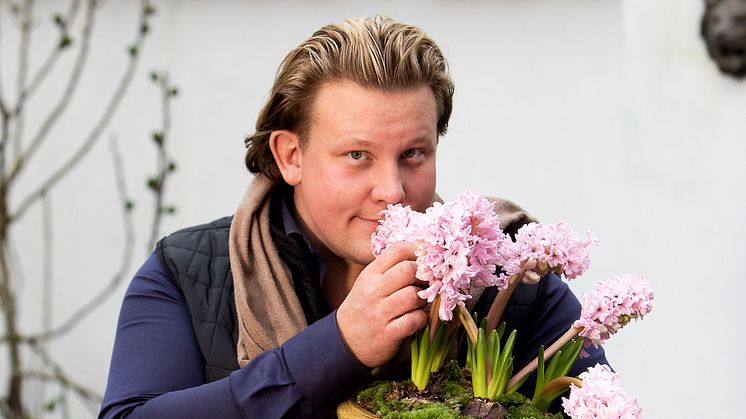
[346,245,376,266]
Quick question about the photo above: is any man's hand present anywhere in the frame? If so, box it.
[336,241,428,368]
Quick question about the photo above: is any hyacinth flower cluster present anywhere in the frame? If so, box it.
[485,222,597,332]
[574,274,654,350]
[371,190,653,415]
[372,191,504,390]
[372,191,504,323]
[508,273,654,391]
[562,364,642,418]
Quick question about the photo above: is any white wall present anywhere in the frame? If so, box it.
[2,0,744,417]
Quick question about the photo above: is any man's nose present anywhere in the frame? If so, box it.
[371,165,405,204]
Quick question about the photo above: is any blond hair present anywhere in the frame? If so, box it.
[244,16,455,179]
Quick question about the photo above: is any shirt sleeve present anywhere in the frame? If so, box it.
[99,253,371,419]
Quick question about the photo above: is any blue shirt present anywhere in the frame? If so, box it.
[99,255,607,418]
[99,252,371,419]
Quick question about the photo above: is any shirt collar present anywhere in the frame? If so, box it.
[280,191,327,283]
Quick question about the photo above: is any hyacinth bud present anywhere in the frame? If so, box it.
[522,271,541,284]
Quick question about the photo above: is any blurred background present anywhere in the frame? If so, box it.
[1,0,744,417]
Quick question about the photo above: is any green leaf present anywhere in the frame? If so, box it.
[418,326,431,377]
[532,346,545,406]
[144,2,157,16]
[487,329,499,363]
[53,13,65,27]
[474,328,487,398]
[411,336,419,376]
[147,177,159,191]
[556,338,583,378]
[58,34,72,49]
[466,331,473,369]
[427,323,445,372]
[506,371,531,394]
[499,329,516,373]
[544,349,562,382]
[496,322,506,341]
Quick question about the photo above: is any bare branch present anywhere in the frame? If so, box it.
[8,135,136,344]
[13,0,83,138]
[41,191,52,334]
[24,343,102,405]
[11,0,151,222]
[9,0,34,162]
[6,0,96,184]
[0,4,9,116]
[148,72,177,251]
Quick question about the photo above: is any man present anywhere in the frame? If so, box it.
[100,16,606,418]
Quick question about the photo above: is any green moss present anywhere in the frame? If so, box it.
[356,363,562,418]
[442,381,472,408]
[441,359,464,383]
[494,392,530,408]
[383,403,461,419]
[356,365,473,418]
[505,405,545,419]
[357,381,408,415]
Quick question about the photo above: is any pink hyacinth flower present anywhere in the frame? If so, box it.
[574,274,654,351]
[562,364,642,419]
[371,191,504,321]
[495,222,597,285]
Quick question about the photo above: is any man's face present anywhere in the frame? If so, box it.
[292,81,438,266]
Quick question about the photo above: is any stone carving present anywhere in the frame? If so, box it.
[701,0,746,78]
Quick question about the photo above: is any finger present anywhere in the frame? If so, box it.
[385,309,428,340]
[378,260,421,295]
[380,285,427,318]
[369,241,417,273]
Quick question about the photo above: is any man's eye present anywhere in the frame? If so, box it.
[348,151,365,160]
[402,149,424,158]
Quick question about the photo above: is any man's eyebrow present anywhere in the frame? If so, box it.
[337,138,374,148]
[338,134,436,148]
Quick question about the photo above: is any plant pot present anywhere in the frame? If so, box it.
[336,400,378,419]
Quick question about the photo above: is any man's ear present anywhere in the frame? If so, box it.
[269,130,303,186]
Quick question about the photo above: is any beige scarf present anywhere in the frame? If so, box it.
[228,174,536,367]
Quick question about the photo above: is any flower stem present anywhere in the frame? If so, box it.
[485,275,519,333]
[429,295,441,340]
[456,304,478,344]
[507,325,582,389]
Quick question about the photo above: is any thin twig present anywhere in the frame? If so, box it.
[0,4,9,119]
[13,0,82,132]
[21,372,101,409]
[39,191,53,412]
[7,0,95,183]
[10,0,34,164]
[11,0,150,222]
[147,72,175,250]
[10,135,135,343]
[42,192,52,335]
[24,343,103,404]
